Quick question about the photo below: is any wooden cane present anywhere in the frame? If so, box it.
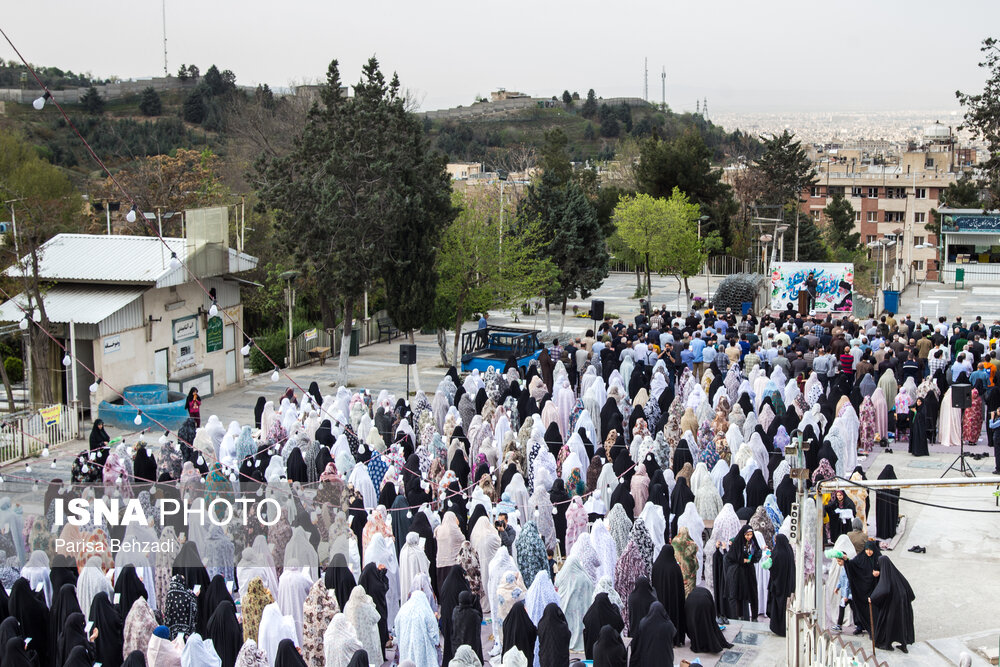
[868,598,876,657]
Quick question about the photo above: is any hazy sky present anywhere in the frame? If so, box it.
[2,0,996,113]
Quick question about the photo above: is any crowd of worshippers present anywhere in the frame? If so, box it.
[6,303,986,667]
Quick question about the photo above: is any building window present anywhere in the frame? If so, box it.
[811,210,821,221]
[925,158,935,168]
[829,186,844,197]
[913,260,924,270]
[913,236,925,246]
[867,211,879,222]
[866,235,878,244]
[810,186,821,197]
[852,186,863,198]
[855,211,862,221]
[916,188,927,199]
[885,211,905,223]
[868,187,879,198]
[915,212,926,223]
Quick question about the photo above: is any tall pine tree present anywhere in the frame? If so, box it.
[823,194,860,260]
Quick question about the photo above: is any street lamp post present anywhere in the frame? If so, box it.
[279,270,300,367]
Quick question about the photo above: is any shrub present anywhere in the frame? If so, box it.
[3,357,23,384]
[248,330,288,375]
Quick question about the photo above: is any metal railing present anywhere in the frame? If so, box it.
[942,262,1000,284]
[786,597,887,667]
[288,315,401,368]
[0,404,79,466]
[609,255,750,276]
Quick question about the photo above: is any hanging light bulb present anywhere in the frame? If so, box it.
[209,301,219,317]
[406,510,412,519]
[241,341,251,356]
[197,455,204,466]
[126,205,137,223]
[24,464,31,474]
[150,486,157,495]
[62,353,72,367]
[80,465,89,474]
[89,381,99,394]
[32,482,38,493]
[229,472,237,483]
[32,91,51,110]
[169,252,181,270]
[271,368,280,382]
[41,448,49,458]
[134,412,143,426]
[18,318,28,331]
[50,460,57,469]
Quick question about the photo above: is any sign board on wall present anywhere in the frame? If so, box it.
[304,328,318,342]
[206,316,224,353]
[769,262,854,312]
[39,405,61,426]
[102,335,121,355]
[172,315,198,343]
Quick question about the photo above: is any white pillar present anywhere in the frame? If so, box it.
[69,320,80,437]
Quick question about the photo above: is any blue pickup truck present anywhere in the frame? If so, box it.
[460,326,544,373]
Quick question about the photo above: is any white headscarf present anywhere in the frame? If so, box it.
[276,567,313,645]
[257,603,298,667]
[394,590,440,667]
[180,634,222,667]
[324,613,363,667]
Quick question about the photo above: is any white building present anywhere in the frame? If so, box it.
[0,229,258,412]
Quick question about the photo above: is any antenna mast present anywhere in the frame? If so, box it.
[660,66,666,110]
[162,0,169,77]
[644,57,648,102]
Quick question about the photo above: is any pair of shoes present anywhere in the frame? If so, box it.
[876,644,895,652]
[907,545,920,552]
[897,644,909,653]
[832,624,842,632]
[909,546,926,553]
[992,469,1000,475]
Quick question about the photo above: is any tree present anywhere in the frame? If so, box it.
[929,174,982,239]
[583,123,595,140]
[187,64,200,80]
[518,170,609,330]
[823,193,860,259]
[755,130,817,206]
[658,188,711,298]
[255,57,454,382]
[436,191,556,364]
[204,65,236,97]
[956,38,1000,207]
[183,84,209,123]
[0,131,84,405]
[138,86,162,116]
[177,64,189,82]
[600,118,620,138]
[562,90,573,106]
[581,89,598,118]
[635,130,728,207]
[80,85,104,114]
[613,192,668,299]
[539,129,573,186]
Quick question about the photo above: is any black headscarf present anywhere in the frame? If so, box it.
[439,567,471,665]
[346,650,369,667]
[358,563,389,659]
[88,591,124,667]
[57,611,93,667]
[775,475,796,517]
[133,447,157,485]
[123,650,147,667]
[172,541,210,593]
[253,396,267,429]
[592,623,626,667]
[274,637,308,667]
[626,575,658,638]
[651,544,686,647]
[549,479,570,553]
[767,534,795,637]
[89,420,110,451]
[49,582,81,661]
[669,478,694,536]
[843,541,882,634]
[501,600,537,663]
[3,636,38,667]
[630,601,676,667]
[7,578,48,667]
[316,420,334,447]
[324,565,356,611]
[537,602,571,667]
[0,617,20,654]
[684,586,733,653]
[721,465,746,511]
[745,469,768,509]
[451,590,483,663]
[113,565,147,618]
[307,382,323,408]
[199,574,234,636]
[875,465,900,540]
[407,512,437,591]
[206,601,242,667]
[582,593,624,659]
[869,555,916,649]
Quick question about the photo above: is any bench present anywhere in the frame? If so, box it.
[377,317,399,343]
[307,346,331,365]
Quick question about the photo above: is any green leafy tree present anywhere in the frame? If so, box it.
[929,175,982,237]
[138,86,162,116]
[203,65,236,97]
[581,89,598,118]
[255,57,453,382]
[823,193,860,260]
[635,130,728,207]
[177,64,189,81]
[539,129,573,186]
[562,90,573,106]
[755,130,817,206]
[659,188,710,298]
[583,122,595,140]
[956,38,1000,207]
[80,85,104,114]
[436,191,556,364]
[183,84,209,123]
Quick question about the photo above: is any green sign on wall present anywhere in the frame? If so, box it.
[206,316,224,353]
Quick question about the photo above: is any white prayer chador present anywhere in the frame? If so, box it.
[20,551,52,607]
[257,603,298,667]
[180,633,222,667]
[394,590,440,667]
[399,532,431,611]
[344,585,383,666]
[554,555,593,652]
[364,532,401,628]
[276,567,313,645]
[470,516,502,613]
[324,613,363,667]
[76,556,113,621]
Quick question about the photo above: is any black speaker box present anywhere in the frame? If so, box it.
[590,299,605,321]
[399,344,417,365]
[951,383,972,409]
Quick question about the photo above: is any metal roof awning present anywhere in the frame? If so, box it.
[0,286,145,325]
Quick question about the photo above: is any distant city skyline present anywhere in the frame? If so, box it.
[1,0,995,115]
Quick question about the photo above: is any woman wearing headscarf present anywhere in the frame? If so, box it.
[536,602,570,667]
[273,638,307,667]
[626,575,658,639]
[435,512,464,587]
[870,555,916,653]
[909,396,931,457]
[344,586,382,666]
[89,591,124,667]
[181,634,222,667]
[724,525,760,621]
[684,586,733,653]
[670,527,699,595]
[4,636,39,667]
[824,490,857,545]
[90,419,110,451]
[501,600,536,667]
[324,614,363,667]
[514,522,549,588]
[58,612,94,667]
[147,625,182,667]
[767,533,795,636]
[651,543,686,647]
[358,562,391,659]
[592,624,626,667]
[553,553,592,652]
[839,540,882,636]
[8,578,49,667]
[451,590,483,664]
[395,590,440,667]
[206,601,242,667]
[874,465,900,540]
[324,564,356,613]
[241,576,274,643]
[123,596,158,659]
[629,601,676,667]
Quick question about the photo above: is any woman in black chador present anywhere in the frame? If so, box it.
[870,555,916,653]
[724,525,761,620]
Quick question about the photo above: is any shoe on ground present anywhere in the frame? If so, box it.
[897,644,908,653]
[832,625,842,632]
[853,628,865,636]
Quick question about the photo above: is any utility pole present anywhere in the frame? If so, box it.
[644,57,648,102]
[162,0,169,77]
[661,66,666,111]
